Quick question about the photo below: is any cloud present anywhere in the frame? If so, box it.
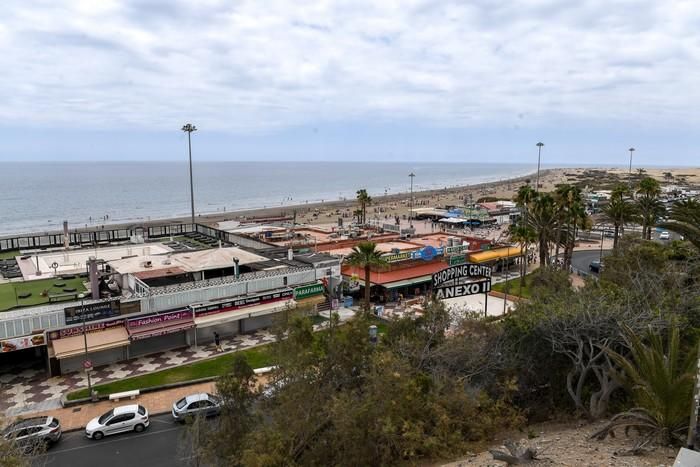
[0,0,699,132]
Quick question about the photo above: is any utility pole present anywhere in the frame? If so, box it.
[536,142,544,193]
[409,172,415,228]
[182,123,197,225]
[503,257,509,314]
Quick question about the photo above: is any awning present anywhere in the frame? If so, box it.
[469,247,523,263]
[128,320,195,341]
[51,327,130,359]
[382,275,433,290]
[296,295,326,306]
[195,299,296,328]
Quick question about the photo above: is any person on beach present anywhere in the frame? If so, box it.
[214,332,222,352]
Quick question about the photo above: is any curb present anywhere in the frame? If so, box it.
[60,407,175,434]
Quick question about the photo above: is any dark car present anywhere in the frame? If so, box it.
[589,260,603,273]
[2,416,61,452]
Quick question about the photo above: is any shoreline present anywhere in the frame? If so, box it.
[2,165,698,240]
[0,169,548,240]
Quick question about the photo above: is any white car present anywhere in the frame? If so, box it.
[85,405,149,440]
[172,393,222,421]
[659,231,670,240]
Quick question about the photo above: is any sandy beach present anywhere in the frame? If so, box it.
[2,166,698,239]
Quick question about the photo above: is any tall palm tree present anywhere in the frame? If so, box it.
[346,241,388,311]
[658,199,700,249]
[636,177,662,240]
[508,223,535,295]
[527,194,558,267]
[514,185,538,268]
[603,184,637,249]
[355,189,372,225]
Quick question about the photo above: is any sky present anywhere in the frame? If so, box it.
[0,0,699,165]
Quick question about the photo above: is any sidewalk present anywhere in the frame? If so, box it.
[1,330,277,417]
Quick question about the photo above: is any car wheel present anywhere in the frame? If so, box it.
[92,431,104,440]
[134,424,145,433]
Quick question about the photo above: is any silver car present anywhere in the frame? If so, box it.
[85,404,149,440]
[172,393,222,421]
[2,416,61,452]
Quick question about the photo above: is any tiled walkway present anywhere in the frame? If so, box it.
[1,330,277,417]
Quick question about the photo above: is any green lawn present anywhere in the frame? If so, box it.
[0,250,20,260]
[0,277,87,311]
[492,273,534,299]
[66,345,274,400]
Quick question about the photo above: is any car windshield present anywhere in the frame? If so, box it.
[98,409,114,425]
[137,405,146,415]
[175,398,187,409]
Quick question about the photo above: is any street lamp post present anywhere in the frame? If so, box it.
[182,123,198,225]
[409,172,415,228]
[535,142,544,192]
[628,147,635,187]
[78,293,93,398]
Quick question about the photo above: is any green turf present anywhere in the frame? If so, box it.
[491,273,534,299]
[0,250,20,260]
[66,345,274,400]
[0,277,87,312]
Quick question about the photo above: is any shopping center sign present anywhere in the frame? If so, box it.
[434,280,491,299]
[432,264,492,288]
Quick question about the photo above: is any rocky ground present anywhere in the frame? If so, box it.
[442,420,678,467]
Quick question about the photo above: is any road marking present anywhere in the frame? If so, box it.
[48,426,181,455]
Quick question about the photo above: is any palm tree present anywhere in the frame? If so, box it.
[636,177,662,239]
[527,194,558,267]
[355,189,372,225]
[514,185,538,268]
[594,326,697,449]
[658,198,700,249]
[601,185,637,249]
[508,223,535,295]
[346,241,388,311]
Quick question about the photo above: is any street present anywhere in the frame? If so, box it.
[571,249,611,275]
[39,414,192,467]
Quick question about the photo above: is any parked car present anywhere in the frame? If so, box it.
[659,231,670,240]
[2,416,61,452]
[172,393,222,421]
[85,405,149,440]
[589,260,603,274]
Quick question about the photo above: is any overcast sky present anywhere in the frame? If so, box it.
[1,0,699,165]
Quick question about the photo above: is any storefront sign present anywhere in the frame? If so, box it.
[64,300,121,326]
[445,244,469,255]
[1,333,46,353]
[127,310,193,330]
[434,280,491,299]
[447,254,468,266]
[51,319,125,339]
[383,251,412,263]
[294,283,325,300]
[432,264,492,288]
[192,289,294,317]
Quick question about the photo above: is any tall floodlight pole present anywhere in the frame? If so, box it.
[535,142,544,193]
[409,172,415,228]
[628,147,635,187]
[182,123,198,225]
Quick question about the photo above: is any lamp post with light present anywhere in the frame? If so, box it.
[182,123,197,225]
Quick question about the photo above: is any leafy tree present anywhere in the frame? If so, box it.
[355,189,372,224]
[508,223,536,295]
[658,198,700,249]
[346,241,388,311]
[593,326,697,450]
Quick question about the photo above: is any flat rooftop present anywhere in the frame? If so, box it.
[326,240,420,257]
[410,234,472,249]
[16,243,173,281]
[108,246,270,275]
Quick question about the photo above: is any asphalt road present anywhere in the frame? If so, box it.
[39,414,193,467]
[571,249,611,275]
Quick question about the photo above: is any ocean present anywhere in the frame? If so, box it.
[0,161,536,236]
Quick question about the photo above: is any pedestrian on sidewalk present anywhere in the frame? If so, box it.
[214,332,222,352]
